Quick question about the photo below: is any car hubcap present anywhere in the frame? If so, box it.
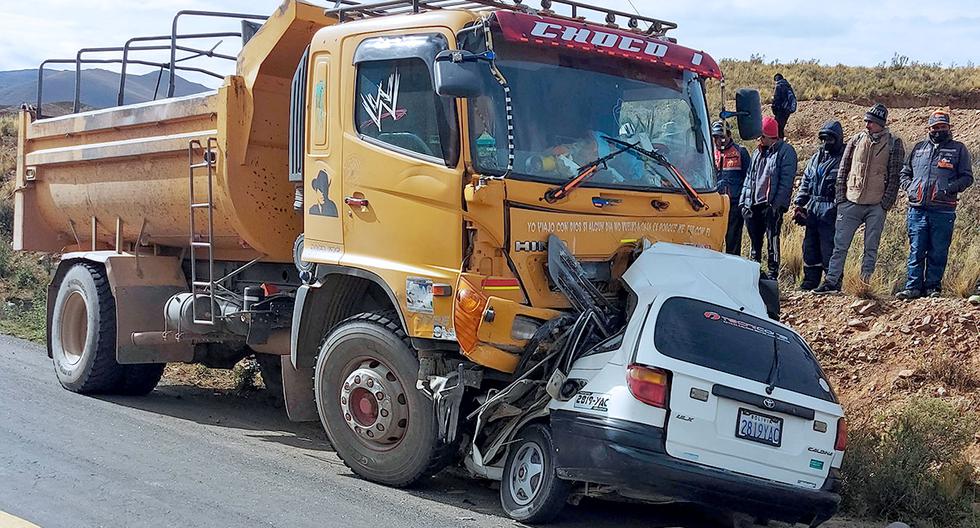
[339,359,408,449]
[509,442,544,506]
[60,291,88,365]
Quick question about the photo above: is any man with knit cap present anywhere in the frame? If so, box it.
[793,120,845,290]
[814,104,905,294]
[739,115,798,279]
[897,110,974,299]
[712,120,750,255]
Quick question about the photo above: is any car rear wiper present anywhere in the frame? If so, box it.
[541,142,636,203]
[765,338,780,395]
[602,136,707,211]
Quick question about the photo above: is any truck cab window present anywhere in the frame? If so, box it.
[355,58,448,162]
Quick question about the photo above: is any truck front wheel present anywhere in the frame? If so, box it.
[314,312,448,487]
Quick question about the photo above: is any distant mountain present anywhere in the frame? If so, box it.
[0,68,213,109]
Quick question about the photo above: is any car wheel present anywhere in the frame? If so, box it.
[500,423,571,523]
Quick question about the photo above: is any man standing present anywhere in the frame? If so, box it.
[712,121,750,255]
[896,110,974,299]
[814,104,904,294]
[740,116,798,279]
[793,121,845,290]
[772,73,797,138]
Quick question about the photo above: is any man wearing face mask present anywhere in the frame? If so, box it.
[739,116,798,280]
[814,104,905,294]
[712,121,750,255]
[793,121,845,290]
[896,110,974,300]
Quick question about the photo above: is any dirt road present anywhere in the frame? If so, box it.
[0,335,712,528]
[0,335,876,528]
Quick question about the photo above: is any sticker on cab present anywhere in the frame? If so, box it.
[406,277,433,314]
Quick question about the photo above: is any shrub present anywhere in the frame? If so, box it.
[840,399,978,527]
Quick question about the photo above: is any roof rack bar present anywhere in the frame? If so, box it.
[168,10,269,97]
[326,0,677,35]
[119,32,240,105]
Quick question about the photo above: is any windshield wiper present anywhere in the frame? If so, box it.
[541,142,636,203]
[602,136,707,211]
[765,338,780,395]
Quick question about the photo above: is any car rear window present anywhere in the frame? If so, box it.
[652,297,836,403]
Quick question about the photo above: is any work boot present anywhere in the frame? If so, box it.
[969,293,980,305]
[896,289,922,300]
[925,288,942,298]
[800,265,822,291]
[812,281,841,295]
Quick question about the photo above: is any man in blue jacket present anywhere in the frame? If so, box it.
[712,121,750,255]
[793,121,844,290]
[897,110,974,299]
[740,116,798,280]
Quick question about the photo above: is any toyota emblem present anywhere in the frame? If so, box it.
[703,311,720,320]
[763,398,776,409]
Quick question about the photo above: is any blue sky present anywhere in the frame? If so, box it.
[1,0,977,80]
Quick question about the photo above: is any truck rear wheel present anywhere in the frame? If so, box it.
[50,263,126,393]
[314,312,448,487]
[500,423,571,523]
[50,262,165,395]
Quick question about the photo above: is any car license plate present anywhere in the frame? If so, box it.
[736,408,783,447]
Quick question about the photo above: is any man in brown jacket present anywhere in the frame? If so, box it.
[814,104,905,293]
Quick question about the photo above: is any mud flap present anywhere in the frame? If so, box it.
[758,276,780,321]
[282,356,318,422]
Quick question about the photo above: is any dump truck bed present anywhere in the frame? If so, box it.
[15,0,335,263]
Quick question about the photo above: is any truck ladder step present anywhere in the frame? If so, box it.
[188,137,219,326]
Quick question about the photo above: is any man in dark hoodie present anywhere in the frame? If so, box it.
[740,116,798,279]
[771,73,797,138]
[814,104,905,294]
[897,110,974,299]
[712,120,750,255]
[793,121,845,290]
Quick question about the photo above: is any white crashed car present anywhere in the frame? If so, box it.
[500,243,846,527]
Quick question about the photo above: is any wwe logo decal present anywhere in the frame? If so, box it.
[360,70,406,131]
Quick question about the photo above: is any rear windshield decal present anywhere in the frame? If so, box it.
[703,311,790,343]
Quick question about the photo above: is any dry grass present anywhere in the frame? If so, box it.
[841,398,978,527]
[707,55,980,111]
[920,353,980,391]
[776,184,980,297]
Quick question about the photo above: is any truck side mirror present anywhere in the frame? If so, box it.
[735,88,762,140]
[433,49,489,98]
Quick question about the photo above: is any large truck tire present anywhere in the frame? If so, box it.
[119,364,166,396]
[50,263,126,393]
[314,312,451,487]
[500,423,571,523]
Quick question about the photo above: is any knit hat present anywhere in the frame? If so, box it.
[927,110,951,128]
[864,103,888,126]
[710,120,729,137]
[761,116,779,138]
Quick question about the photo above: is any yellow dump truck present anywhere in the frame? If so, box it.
[16,0,771,520]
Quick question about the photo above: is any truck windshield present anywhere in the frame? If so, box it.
[463,33,715,192]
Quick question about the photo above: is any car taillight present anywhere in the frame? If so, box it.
[453,275,489,353]
[835,417,848,452]
[626,364,669,408]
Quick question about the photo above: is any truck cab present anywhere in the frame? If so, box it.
[292,4,734,376]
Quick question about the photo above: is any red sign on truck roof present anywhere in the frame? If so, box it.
[494,11,722,79]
